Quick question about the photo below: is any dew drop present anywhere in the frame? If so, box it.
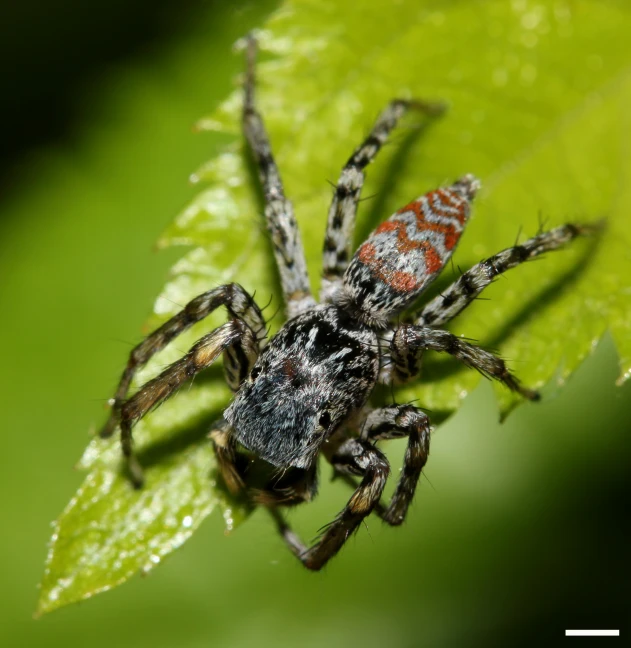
[223,508,234,532]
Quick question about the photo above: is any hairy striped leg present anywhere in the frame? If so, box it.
[120,320,257,487]
[208,418,247,495]
[320,98,445,302]
[242,35,315,318]
[271,442,390,570]
[333,405,431,526]
[391,325,539,400]
[100,283,265,440]
[415,223,599,327]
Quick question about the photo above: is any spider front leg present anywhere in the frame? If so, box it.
[391,325,539,400]
[242,35,315,318]
[332,406,431,526]
[271,442,390,570]
[120,320,258,487]
[320,98,445,302]
[210,419,319,505]
[415,222,600,327]
[208,418,247,495]
[100,282,265,439]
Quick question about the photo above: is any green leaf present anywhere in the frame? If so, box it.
[39,0,631,614]
[36,381,251,617]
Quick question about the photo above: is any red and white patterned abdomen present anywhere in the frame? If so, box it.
[340,174,480,327]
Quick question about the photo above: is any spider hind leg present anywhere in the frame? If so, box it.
[321,98,446,303]
[415,222,600,328]
[242,35,315,318]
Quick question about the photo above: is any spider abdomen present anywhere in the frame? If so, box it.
[339,174,480,327]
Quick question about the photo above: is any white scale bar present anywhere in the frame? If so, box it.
[566,630,620,637]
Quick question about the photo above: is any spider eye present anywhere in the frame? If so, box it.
[318,411,332,429]
[250,366,261,380]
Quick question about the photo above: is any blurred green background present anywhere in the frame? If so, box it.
[1,1,629,646]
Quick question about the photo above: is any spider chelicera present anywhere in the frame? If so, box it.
[100,35,595,570]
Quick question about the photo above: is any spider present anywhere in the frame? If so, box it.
[100,35,596,570]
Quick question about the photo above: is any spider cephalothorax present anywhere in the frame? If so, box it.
[100,35,595,570]
[226,304,379,469]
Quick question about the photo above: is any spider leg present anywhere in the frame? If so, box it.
[332,405,431,526]
[242,35,315,318]
[320,98,445,302]
[391,325,539,400]
[208,418,247,495]
[100,283,264,438]
[271,442,390,570]
[415,222,600,327]
[251,464,319,507]
[120,320,256,487]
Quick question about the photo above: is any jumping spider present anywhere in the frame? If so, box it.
[100,36,595,570]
